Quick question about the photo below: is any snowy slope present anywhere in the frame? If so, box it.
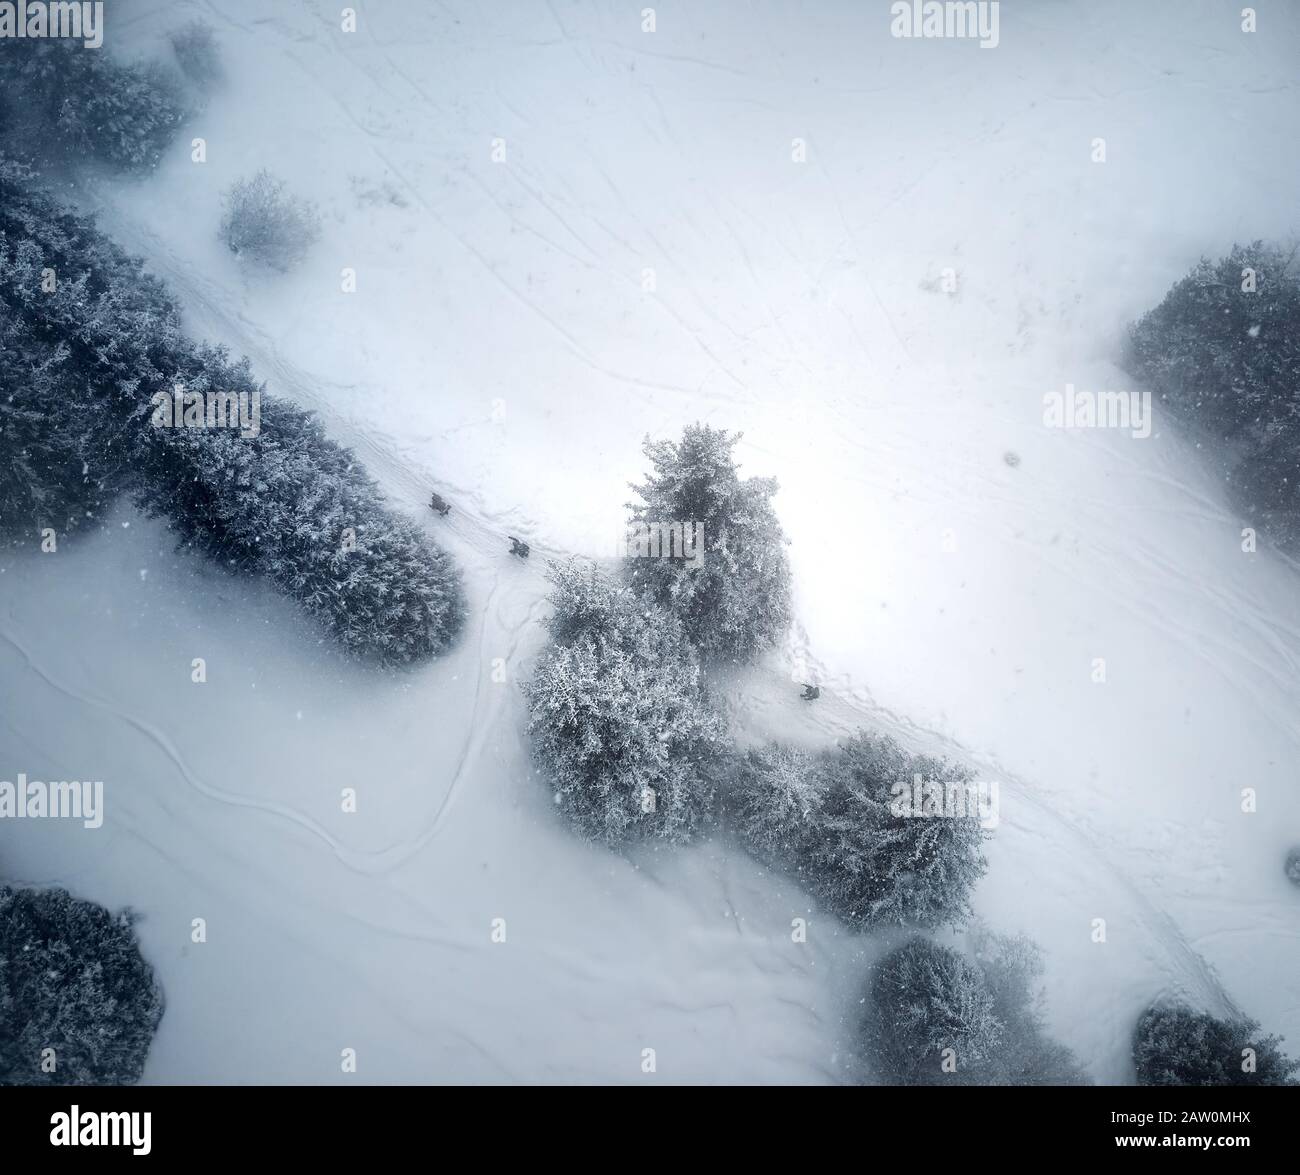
[3,0,1299,1083]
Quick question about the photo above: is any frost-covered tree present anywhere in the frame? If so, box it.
[863,937,1001,1085]
[728,743,822,858]
[626,425,791,661]
[524,560,729,845]
[0,308,124,539]
[800,735,987,929]
[863,931,1087,1086]
[727,735,986,928]
[0,38,188,171]
[0,164,464,664]
[1133,1003,1299,1086]
[221,171,321,272]
[0,886,164,1085]
[1286,846,1300,887]
[967,925,1090,1085]
[129,344,466,663]
[1127,244,1300,548]
[1224,425,1300,549]
[1127,243,1300,442]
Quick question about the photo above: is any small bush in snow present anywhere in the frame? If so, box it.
[626,424,792,662]
[732,734,987,929]
[220,171,321,272]
[1286,846,1300,887]
[0,886,164,1085]
[525,559,729,845]
[1133,1003,1299,1086]
[169,20,223,88]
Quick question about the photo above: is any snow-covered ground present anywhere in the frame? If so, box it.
[3,0,1299,1082]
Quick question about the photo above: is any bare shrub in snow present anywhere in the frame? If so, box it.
[169,20,224,88]
[220,170,321,272]
[0,886,164,1085]
[1133,1003,1299,1086]
[525,559,730,845]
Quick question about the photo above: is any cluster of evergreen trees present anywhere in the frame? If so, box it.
[525,427,988,931]
[0,162,464,664]
[1127,242,1300,548]
[858,936,1300,1085]
[0,884,163,1085]
[526,423,792,849]
[862,930,1089,1085]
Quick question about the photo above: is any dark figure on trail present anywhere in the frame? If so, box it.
[429,492,451,517]
[801,683,820,701]
[509,536,530,559]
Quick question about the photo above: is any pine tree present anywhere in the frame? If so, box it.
[728,742,822,859]
[863,930,1089,1086]
[0,311,124,539]
[0,886,164,1085]
[800,735,987,929]
[1133,1004,1299,1086]
[0,37,188,171]
[0,163,464,664]
[727,734,987,929]
[626,424,792,661]
[863,937,1001,1085]
[1127,243,1300,549]
[1127,243,1300,442]
[525,560,729,845]
[967,925,1090,1085]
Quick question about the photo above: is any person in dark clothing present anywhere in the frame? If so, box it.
[509,536,530,559]
[801,683,820,701]
[429,492,451,517]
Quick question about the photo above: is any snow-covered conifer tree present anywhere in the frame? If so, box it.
[625,424,791,661]
[525,559,729,845]
[0,886,164,1085]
